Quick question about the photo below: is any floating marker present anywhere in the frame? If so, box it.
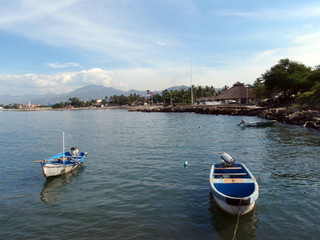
[184,161,188,167]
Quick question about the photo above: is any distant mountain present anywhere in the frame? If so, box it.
[166,85,189,91]
[67,85,127,100]
[0,85,190,105]
[0,93,58,106]
[127,89,147,96]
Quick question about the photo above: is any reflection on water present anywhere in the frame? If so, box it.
[40,166,85,203]
[209,192,258,240]
[1,111,320,239]
[263,125,320,188]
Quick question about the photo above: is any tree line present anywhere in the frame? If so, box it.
[252,58,320,108]
[51,86,218,108]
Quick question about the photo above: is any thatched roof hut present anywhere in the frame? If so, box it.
[214,82,255,104]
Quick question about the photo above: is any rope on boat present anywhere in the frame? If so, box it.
[232,199,242,240]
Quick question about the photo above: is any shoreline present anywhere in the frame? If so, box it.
[130,105,320,131]
[0,106,132,111]
[2,104,320,131]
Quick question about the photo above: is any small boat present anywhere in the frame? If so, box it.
[238,119,276,127]
[40,147,87,178]
[209,153,259,215]
[34,132,87,178]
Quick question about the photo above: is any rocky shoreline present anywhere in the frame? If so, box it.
[3,104,319,131]
[130,105,320,131]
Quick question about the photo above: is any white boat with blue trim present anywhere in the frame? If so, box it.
[40,147,87,178]
[34,132,87,178]
[209,153,259,215]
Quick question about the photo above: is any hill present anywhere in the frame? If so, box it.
[0,85,190,105]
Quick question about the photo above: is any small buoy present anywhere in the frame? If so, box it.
[199,126,202,128]
[184,161,188,167]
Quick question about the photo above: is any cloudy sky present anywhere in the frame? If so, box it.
[0,0,320,95]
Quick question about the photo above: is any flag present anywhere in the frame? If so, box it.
[146,90,154,95]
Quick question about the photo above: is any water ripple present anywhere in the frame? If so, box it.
[0,111,319,239]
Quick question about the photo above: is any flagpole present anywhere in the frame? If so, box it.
[190,61,194,105]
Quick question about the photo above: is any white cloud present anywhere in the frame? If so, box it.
[46,62,81,68]
[0,68,127,95]
[156,41,167,47]
[216,4,320,20]
[0,1,320,96]
[0,1,159,65]
[248,31,320,68]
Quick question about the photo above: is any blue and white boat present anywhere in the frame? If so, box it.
[34,132,87,178]
[209,153,259,215]
[40,148,87,178]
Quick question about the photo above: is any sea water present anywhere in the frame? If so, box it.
[0,109,319,239]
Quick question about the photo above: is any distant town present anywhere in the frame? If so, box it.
[1,59,319,111]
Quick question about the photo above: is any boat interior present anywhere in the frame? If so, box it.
[45,152,85,165]
[212,163,255,197]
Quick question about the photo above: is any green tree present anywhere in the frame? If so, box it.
[101,99,107,105]
[253,77,271,99]
[261,58,311,98]
[152,93,162,104]
[52,102,67,109]
[69,97,86,108]
[161,89,171,106]
[304,66,320,91]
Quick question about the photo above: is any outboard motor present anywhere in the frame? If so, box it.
[237,119,247,126]
[221,152,235,167]
[70,147,79,156]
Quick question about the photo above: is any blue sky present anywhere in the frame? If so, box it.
[0,0,320,95]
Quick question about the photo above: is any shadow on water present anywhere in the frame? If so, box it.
[209,192,258,240]
[40,166,85,203]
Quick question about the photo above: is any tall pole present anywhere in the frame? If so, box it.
[247,86,249,104]
[190,60,194,105]
[62,132,65,163]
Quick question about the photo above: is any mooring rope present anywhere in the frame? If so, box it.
[0,200,29,227]
[232,199,242,240]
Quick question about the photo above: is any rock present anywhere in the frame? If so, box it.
[303,121,320,130]
[134,105,320,131]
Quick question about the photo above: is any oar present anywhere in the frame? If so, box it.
[72,159,83,166]
[32,158,59,163]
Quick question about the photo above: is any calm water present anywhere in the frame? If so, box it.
[0,109,319,240]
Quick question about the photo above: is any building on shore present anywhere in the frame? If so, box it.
[214,82,255,104]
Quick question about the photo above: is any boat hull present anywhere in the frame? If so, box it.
[213,194,256,215]
[246,120,276,127]
[209,163,259,215]
[42,162,81,178]
[41,152,87,178]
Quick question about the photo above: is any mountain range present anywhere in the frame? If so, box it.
[0,85,189,105]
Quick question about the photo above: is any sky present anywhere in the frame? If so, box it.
[0,0,320,95]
